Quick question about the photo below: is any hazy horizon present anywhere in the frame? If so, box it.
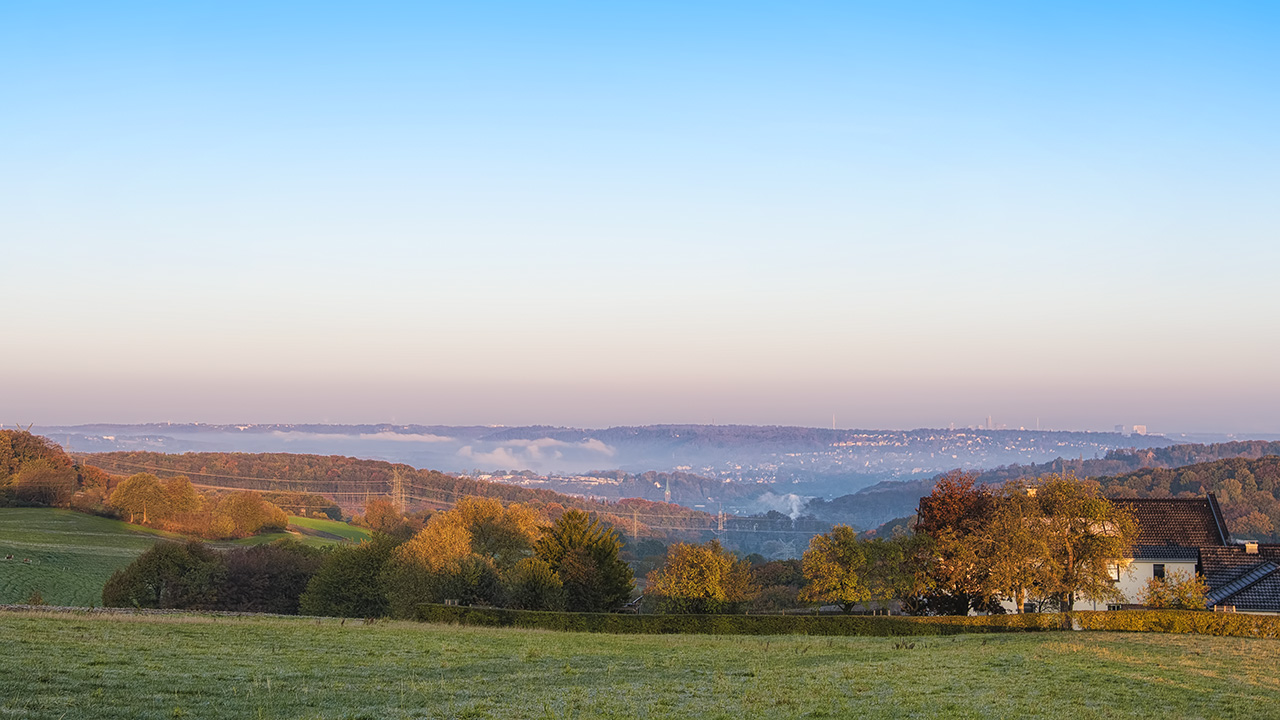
[4,3,1277,434]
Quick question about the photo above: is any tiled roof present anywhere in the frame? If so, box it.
[1206,562,1279,605]
[1114,496,1230,552]
[1131,546,1200,560]
[1198,545,1280,612]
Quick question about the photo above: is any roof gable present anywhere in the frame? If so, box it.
[1113,495,1229,550]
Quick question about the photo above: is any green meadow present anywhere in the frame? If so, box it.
[0,509,368,606]
[3,610,1280,719]
[0,509,176,606]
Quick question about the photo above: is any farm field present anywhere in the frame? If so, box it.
[0,509,175,607]
[3,611,1280,719]
[0,509,368,606]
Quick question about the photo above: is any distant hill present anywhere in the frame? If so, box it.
[39,423,1178,494]
[1096,456,1280,541]
[80,451,727,541]
[811,441,1280,533]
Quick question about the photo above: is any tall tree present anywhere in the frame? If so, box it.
[1035,474,1136,611]
[982,483,1050,613]
[913,471,998,614]
[799,526,870,613]
[534,510,633,612]
[109,473,168,524]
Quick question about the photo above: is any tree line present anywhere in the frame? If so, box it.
[103,470,1183,618]
[103,499,635,617]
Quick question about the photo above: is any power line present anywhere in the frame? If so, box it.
[85,456,826,537]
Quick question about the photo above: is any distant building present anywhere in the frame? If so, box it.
[1132,425,1147,436]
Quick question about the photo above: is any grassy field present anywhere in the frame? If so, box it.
[0,509,370,606]
[2,611,1280,719]
[287,515,374,543]
[0,509,176,607]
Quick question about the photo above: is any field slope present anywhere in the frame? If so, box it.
[3,611,1280,719]
[0,509,175,607]
[0,509,370,606]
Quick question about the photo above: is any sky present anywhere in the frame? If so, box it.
[2,2,1278,433]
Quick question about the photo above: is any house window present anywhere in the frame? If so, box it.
[1022,602,1037,614]
[1107,604,1123,611]
[1153,564,1165,580]
[1109,563,1121,582]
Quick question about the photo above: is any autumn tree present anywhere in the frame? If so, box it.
[982,483,1050,612]
[913,470,999,614]
[534,509,633,612]
[109,473,169,524]
[212,492,289,538]
[358,497,423,540]
[380,499,541,617]
[453,496,542,569]
[799,526,870,613]
[646,540,754,614]
[12,460,77,507]
[1035,474,1137,611]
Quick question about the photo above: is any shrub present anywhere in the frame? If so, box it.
[384,554,502,618]
[216,540,324,614]
[503,557,566,611]
[102,541,226,609]
[415,604,1056,636]
[299,535,400,618]
[1139,570,1209,610]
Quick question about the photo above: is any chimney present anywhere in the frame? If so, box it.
[1245,542,1259,555]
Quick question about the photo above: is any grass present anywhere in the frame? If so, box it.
[287,515,373,543]
[3,610,1280,719]
[0,509,173,607]
[0,509,372,606]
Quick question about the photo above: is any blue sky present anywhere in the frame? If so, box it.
[3,2,1278,432]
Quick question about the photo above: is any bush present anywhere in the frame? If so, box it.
[503,557,566,611]
[102,541,226,609]
[384,555,502,618]
[1139,570,1209,610]
[1071,610,1280,638]
[415,605,1280,639]
[415,604,1058,636]
[216,540,324,614]
[300,535,400,618]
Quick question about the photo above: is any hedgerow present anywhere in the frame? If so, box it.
[417,605,1280,638]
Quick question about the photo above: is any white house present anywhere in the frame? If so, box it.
[1005,494,1230,613]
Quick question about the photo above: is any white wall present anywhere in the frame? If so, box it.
[991,558,1199,613]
